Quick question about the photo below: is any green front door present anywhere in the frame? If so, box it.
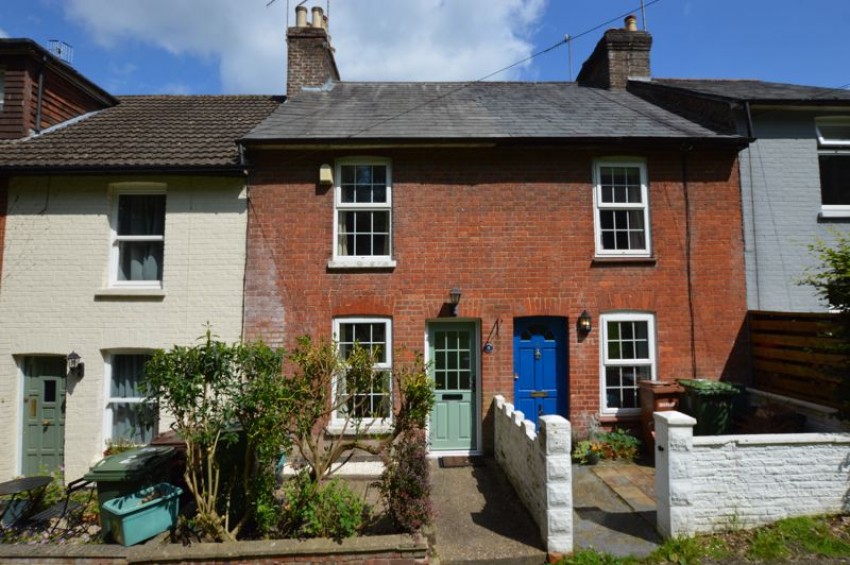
[429,322,477,451]
[22,357,66,476]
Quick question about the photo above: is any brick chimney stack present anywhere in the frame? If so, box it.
[576,15,651,89]
[286,5,340,96]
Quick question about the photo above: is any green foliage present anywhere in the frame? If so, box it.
[392,353,434,435]
[380,429,432,532]
[572,440,603,464]
[279,471,365,541]
[572,428,639,463]
[141,328,294,541]
[650,535,710,565]
[801,229,850,312]
[800,230,850,420]
[557,549,637,564]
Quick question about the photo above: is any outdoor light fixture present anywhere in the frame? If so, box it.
[578,310,592,334]
[450,287,462,317]
[319,163,334,186]
[66,351,84,378]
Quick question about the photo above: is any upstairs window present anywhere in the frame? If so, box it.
[816,118,850,218]
[593,160,651,257]
[105,353,156,444]
[109,184,166,288]
[600,313,656,414]
[331,159,395,268]
[0,71,5,112]
[332,318,392,427]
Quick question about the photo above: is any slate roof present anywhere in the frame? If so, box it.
[0,95,282,171]
[242,82,740,143]
[651,79,850,104]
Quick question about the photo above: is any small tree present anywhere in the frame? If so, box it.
[800,230,850,420]
[142,330,295,541]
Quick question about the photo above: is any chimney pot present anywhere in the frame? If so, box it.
[295,5,308,28]
[311,6,324,28]
[625,15,638,31]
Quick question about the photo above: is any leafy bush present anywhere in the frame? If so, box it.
[380,429,433,532]
[595,429,640,461]
[279,471,365,540]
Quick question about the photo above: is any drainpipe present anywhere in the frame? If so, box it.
[681,145,697,379]
[34,55,46,134]
[743,101,755,141]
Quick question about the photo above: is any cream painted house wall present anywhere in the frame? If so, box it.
[0,175,248,480]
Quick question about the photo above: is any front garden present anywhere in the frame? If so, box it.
[0,330,435,557]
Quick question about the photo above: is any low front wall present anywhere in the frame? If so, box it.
[655,410,850,538]
[493,395,572,555]
[0,534,428,564]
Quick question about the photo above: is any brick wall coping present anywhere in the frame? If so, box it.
[692,432,850,447]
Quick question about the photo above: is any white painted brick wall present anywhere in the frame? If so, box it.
[493,395,572,555]
[0,175,248,480]
[655,411,850,538]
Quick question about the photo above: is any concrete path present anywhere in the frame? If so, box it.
[429,458,546,564]
[573,462,661,558]
[429,457,661,564]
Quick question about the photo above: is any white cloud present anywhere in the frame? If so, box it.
[0,27,8,38]
[63,0,547,94]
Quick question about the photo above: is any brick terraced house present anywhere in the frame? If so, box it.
[239,8,750,454]
[0,38,281,479]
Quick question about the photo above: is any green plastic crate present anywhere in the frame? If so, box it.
[100,482,182,546]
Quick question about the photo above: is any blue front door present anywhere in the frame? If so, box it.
[513,317,568,424]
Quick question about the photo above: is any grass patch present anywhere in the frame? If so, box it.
[558,514,850,565]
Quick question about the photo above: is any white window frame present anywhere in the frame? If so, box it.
[328,158,396,269]
[593,159,651,257]
[103,351,157,446]
[599,312,656,415]
[331,317,393,431]
[108,182,166,289]
[815,118,850,218]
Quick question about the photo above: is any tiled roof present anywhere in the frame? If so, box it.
[651,79,850,103]
[0,95,282,170]
[243,82,739,142]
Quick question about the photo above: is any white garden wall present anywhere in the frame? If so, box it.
[655,410,850,538]
[492,395,572,555]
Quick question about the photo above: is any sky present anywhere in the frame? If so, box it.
[0,0,848,96]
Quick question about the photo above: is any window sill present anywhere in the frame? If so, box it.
[592,256,656,266]
[327,258,397,270]
[818,207,850,222]
[95,288,166,300]
[327,422,393,436]
[598,412,641,424]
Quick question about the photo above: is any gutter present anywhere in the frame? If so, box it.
[0,165,249,176]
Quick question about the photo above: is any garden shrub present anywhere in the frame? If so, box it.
[380,429,433,532]
[279,471,365,540]
[596,429,640,461]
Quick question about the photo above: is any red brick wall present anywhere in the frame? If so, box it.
[244,145,747,447]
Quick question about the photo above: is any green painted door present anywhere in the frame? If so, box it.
[429,322,477,451]
[22,357,66,476]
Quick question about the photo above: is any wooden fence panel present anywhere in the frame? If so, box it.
[749,311,846,409]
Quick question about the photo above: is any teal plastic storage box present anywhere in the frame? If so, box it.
[100,482,182,546]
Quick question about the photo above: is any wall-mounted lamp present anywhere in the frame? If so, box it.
[450,287,462,317]
[67,351,84,378]
[319,163,334,186]
[578,310,592,335]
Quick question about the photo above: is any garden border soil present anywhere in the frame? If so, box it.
[0,533,428,564]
